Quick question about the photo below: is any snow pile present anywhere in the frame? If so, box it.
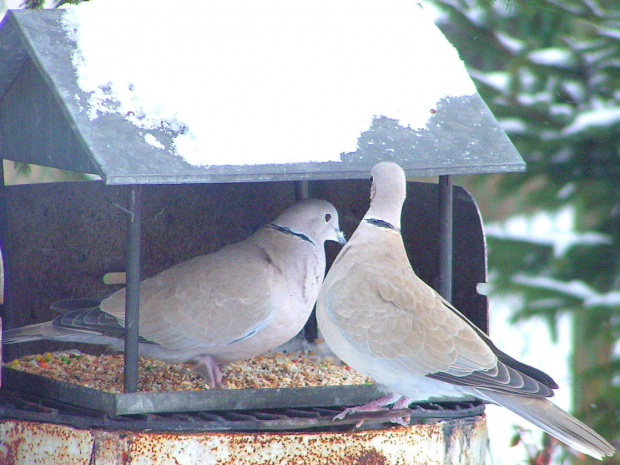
[514,275,620,309]
[563,106,620,135]
[487,207,618,308]
[485,207,611,257]
[61,0,476,167]
[527,48,576,68]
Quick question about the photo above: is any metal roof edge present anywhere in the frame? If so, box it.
[0,12,30,100]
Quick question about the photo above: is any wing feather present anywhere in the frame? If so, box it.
[101,241,277,350]
[324,233,555,397]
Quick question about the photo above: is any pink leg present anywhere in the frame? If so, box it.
[389,396,414,426]
[335,393,403,420]
[392,396,413,409]
[192,354,223,388]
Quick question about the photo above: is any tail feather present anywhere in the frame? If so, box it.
[3,321,121,347]
[479,389,615,460]
[3,322,66,344]
[3,305,130,347]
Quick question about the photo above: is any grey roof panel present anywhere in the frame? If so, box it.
[0,9,525,184]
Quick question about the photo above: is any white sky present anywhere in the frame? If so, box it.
[486,298,574,465]
[60,0,476,167]
[485,209,573,464]
[484,206,617,464]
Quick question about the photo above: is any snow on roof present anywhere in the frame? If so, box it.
[60,0,476,167]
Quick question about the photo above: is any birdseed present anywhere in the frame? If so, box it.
[5,349,374,393]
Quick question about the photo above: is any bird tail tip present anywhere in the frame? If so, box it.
[480,391,615,460]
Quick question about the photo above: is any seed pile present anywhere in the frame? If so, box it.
[6,350,374,393]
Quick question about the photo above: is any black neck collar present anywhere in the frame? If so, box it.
[365,218,400,232]
[268,223,315,245]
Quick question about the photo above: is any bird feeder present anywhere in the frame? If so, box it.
[0,5,523,464]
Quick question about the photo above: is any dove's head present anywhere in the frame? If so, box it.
[274,199,346,246]
[365,161,407,229]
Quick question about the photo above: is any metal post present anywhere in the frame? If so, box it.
[0,160,12,332]
[124,185,142,393]
[0,161,7,309]
[295,180,309,200]
[295,180,320,342]
[438,175,453,302]
[0,160,8,367]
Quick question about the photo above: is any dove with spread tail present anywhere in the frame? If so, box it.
[316,161,614,460]
[5,199,346,388]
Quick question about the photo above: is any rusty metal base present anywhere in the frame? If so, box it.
[0,414,487,465]
[0,378,487,464]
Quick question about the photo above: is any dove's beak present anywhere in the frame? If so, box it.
[335,229,347,246]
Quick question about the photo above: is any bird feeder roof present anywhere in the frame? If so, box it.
[0,8,525,185]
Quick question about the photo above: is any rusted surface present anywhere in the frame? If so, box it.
[0,415,487,464]
[441,416,489,465]
[91,431,133,464]
[0,420,93,464]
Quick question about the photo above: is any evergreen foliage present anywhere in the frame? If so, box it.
[432,0,620,456]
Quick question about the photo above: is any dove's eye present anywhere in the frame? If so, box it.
[324,213,332,222]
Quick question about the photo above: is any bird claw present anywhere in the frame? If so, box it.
[334,393,412,427]
[334,405,389,421]
[390,414,411,426]
[387,395,413,425]
[192,354,223,388]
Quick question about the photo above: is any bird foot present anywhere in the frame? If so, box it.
[389,396,414,425]
[192,354,223,388]
[335,393,412,427]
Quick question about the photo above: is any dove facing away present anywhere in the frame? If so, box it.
[316,161,615,460]
[5,199,346,388]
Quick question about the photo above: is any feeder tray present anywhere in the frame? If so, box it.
[0,8,523,419]
[1,181,488,415]
[0,385,485,432]
[2,367,385,416]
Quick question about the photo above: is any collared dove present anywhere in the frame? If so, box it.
[316,162,615,460]
[5,199,346,388]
